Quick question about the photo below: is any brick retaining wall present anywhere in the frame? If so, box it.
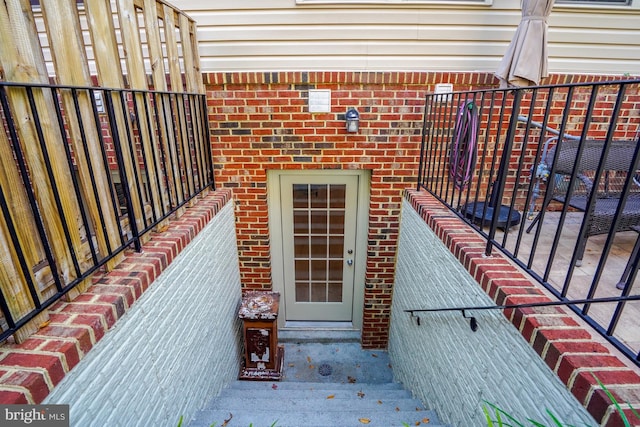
[0,190,232,408]
[402,189,640,426]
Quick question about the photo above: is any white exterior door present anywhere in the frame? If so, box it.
[269,171,367,327]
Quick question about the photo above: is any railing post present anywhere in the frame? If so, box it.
[485,89,523,256]
[104,90,142,252]
[417,97,429,191]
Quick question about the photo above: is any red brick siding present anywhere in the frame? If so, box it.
[205,71,499,348]
[406,189,640,427]
[206,71,640,349]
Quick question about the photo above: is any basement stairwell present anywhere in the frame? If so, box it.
[187,341,447,427]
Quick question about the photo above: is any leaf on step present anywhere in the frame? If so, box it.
[371,353,378,358]
[326,394,335,399]
[357,390,365,398]
[309,365,314,369]
[348,376,357,383]
[358,418,371,424]
[307,356,312,364]
[288,363,295,367]
[377,400,382,405]
[422,417,431,424]
[271,384,278,390]
[222,413,233,426]
[395,407,400,412]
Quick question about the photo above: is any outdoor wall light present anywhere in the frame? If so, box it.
[345,108,360,133]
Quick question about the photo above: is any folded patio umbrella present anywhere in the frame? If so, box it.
[495,0,555,88]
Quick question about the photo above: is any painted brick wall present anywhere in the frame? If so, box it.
[396,190,640,426]
[389,197,597,426]
[205,71,497,348]
[0,191,236,422]
[42,198,243,426]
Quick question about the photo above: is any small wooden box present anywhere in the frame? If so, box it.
[238,291,284,380]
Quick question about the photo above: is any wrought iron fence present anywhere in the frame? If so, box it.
[417,79,640,365]
[0,81,213,342]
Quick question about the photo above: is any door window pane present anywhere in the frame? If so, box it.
[292,184,309,208]
[310,184,328,208]
[329,211,345,234]
[310,260,327,280]
[311,283,327,302]
[295,260,309,280]
[310,236,328,258]
[310,210,328,234]
[296,282,310,302]
[328,283,342,302]
[294,236,309,257]
[329,185,345,208]
[293,211,309,234]
[328,260,343,280]
[328,236,343,258]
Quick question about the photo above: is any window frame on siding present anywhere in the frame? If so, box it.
[557,0,631,4]
[296,0,493,4]
[296,0,638,7]
[556,0,638,8]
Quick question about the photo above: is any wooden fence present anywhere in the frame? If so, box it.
[0,0,211,343]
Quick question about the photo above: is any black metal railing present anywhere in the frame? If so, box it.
[0,81,213,341]
[417,79,640,365]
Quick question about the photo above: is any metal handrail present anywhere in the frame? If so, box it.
[406,294,640,325]
[405,294,640,364]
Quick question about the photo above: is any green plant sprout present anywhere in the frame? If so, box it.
[482,374,640,427]
[177,416,217,427]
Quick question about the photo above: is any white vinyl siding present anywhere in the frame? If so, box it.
[174,0,640,75]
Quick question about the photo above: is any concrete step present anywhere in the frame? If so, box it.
[216,386,414,401]
[279,328,361,343]
[188,380,446,427]
[228,380,405,391]
[204,396,427,412]
[189,408,441,427]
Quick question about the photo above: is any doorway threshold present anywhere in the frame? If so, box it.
[280,322,360,343]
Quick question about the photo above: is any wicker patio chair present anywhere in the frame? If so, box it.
[528,138,640,264]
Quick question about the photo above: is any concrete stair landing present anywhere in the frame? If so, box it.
[188,342,446,427]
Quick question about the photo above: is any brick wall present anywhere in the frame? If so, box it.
[389,196,598,426]
[0,191,235,415]
[41,195,243,426]
[205,71,497,348]
[206,71,639,348]
[396,190,640,426]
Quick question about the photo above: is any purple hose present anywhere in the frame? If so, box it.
[449,101,479,190]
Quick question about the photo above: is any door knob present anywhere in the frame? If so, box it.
[347,259,353,266]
